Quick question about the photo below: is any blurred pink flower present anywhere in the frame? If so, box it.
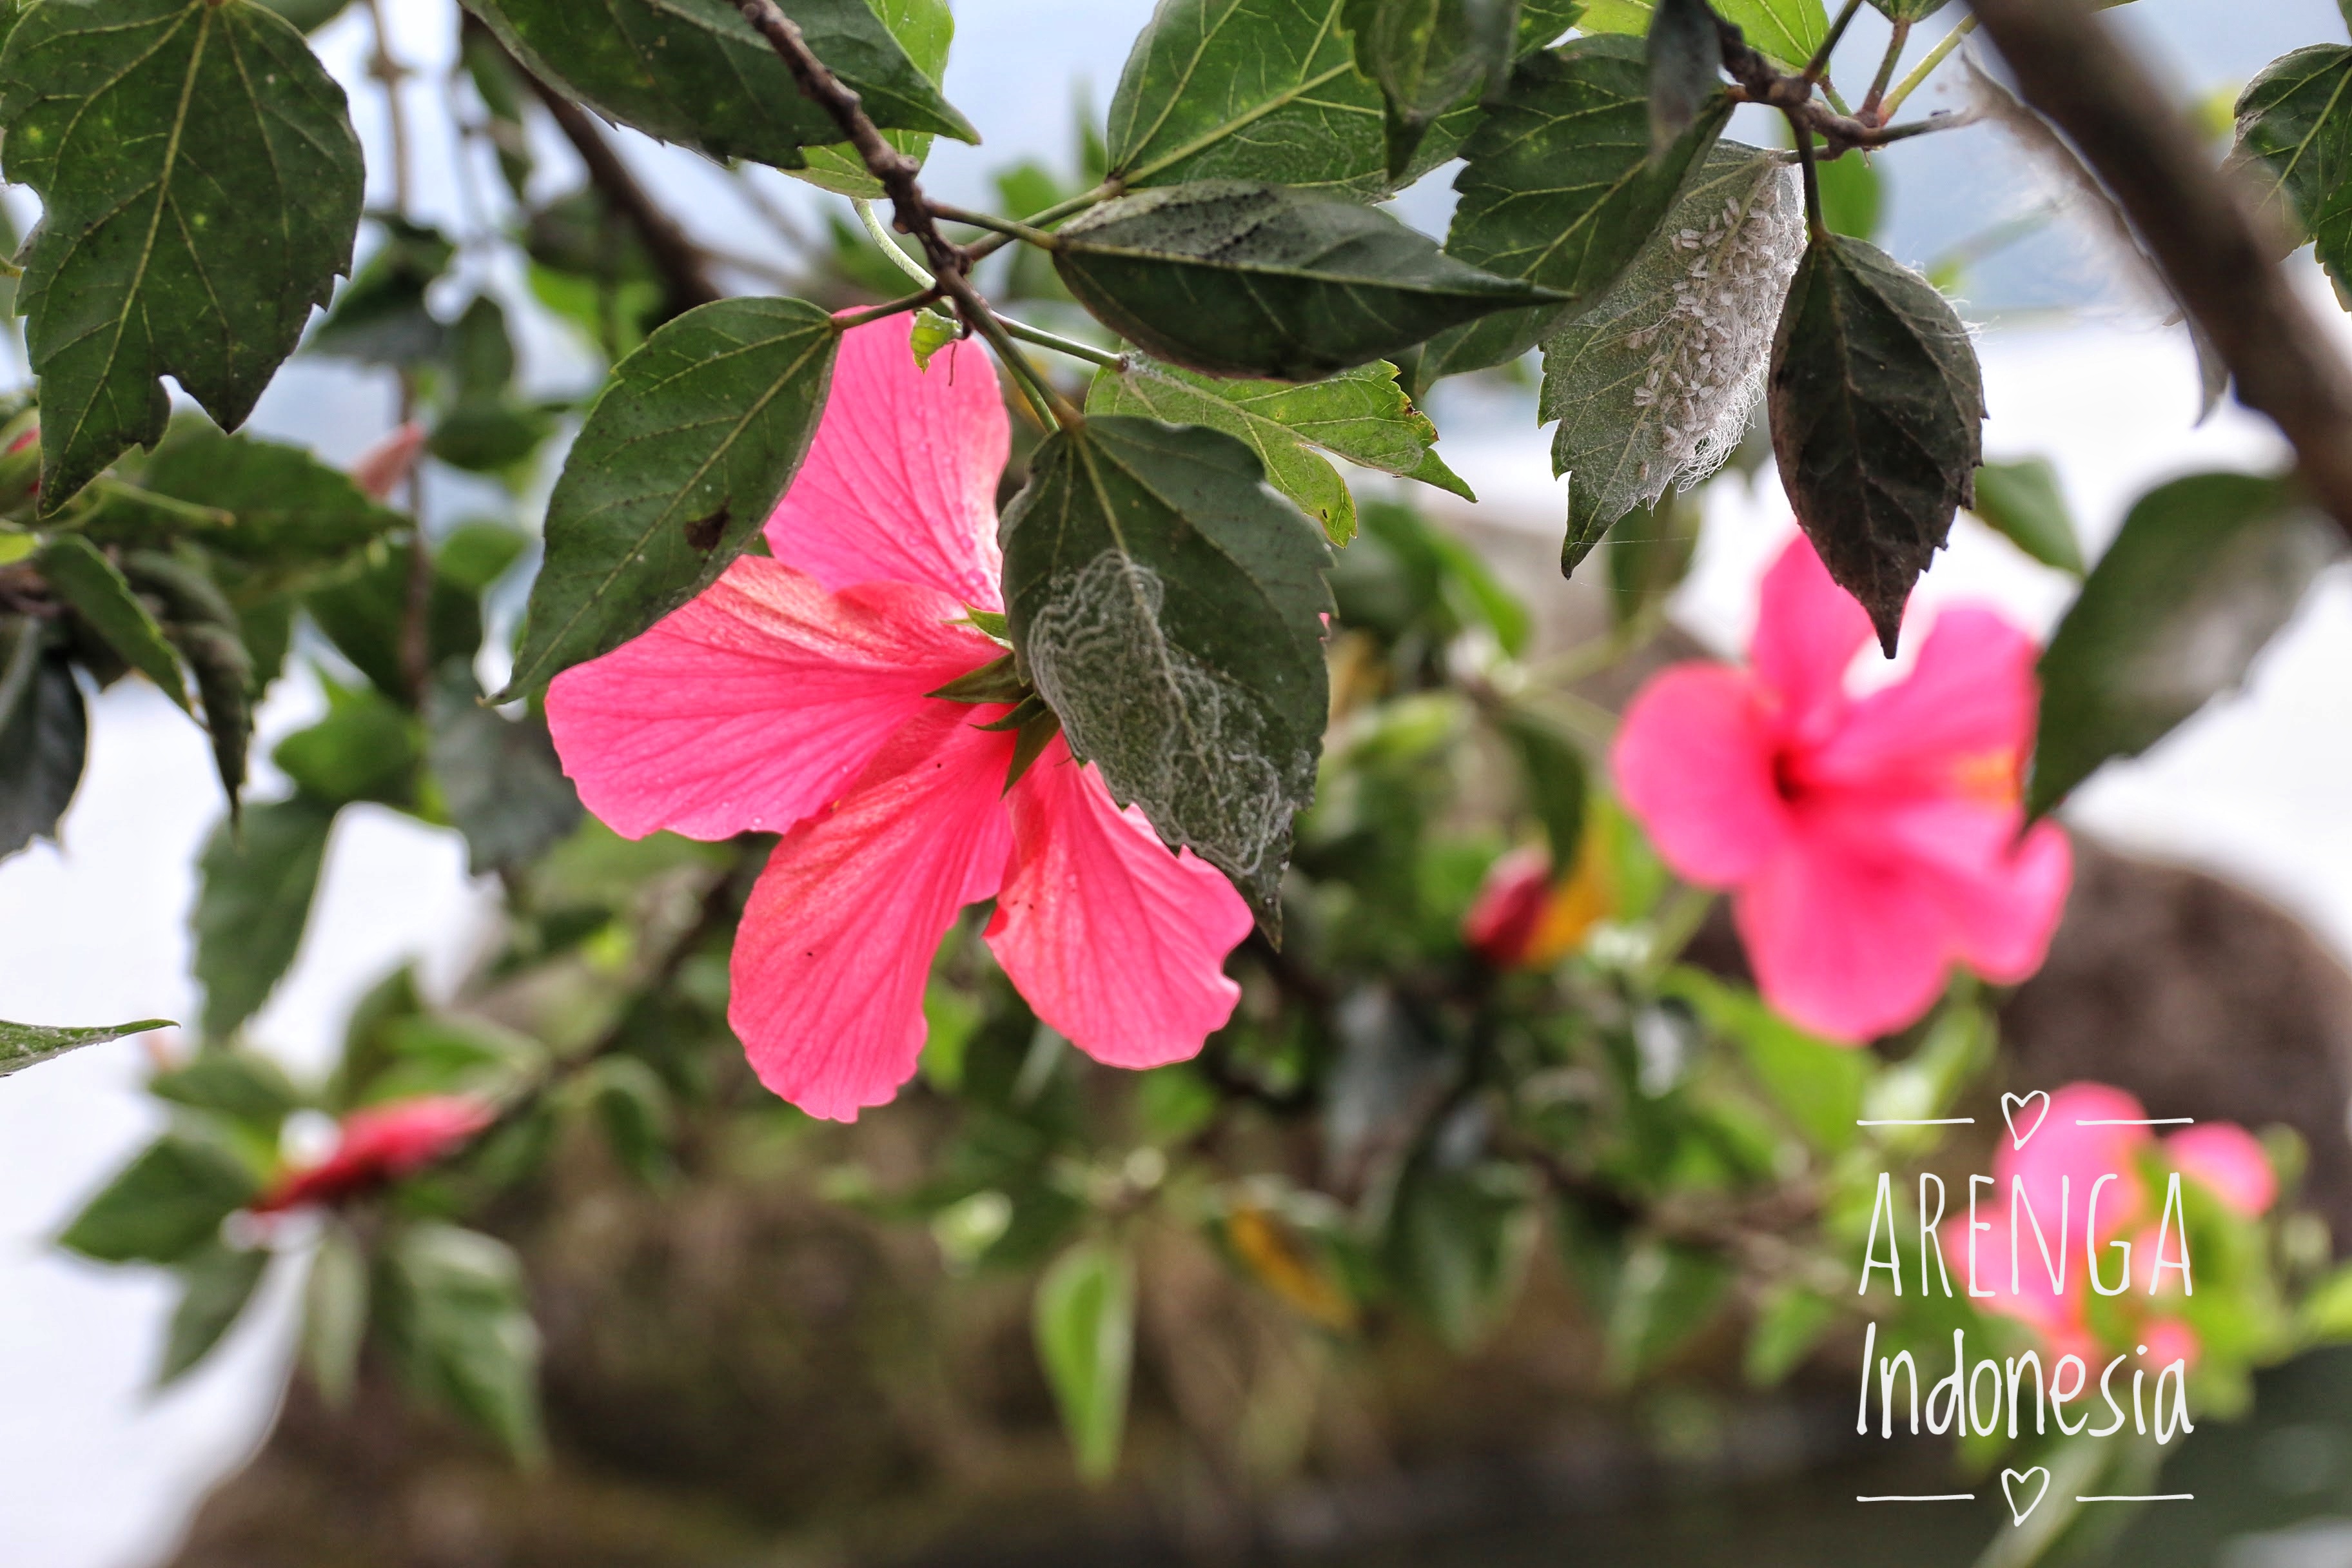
[1611,533,2072,1041]
[348,421,426,502]
[1944,1083,2275,1364]
[547,316,1250,1121]
[253,1094,493,1213]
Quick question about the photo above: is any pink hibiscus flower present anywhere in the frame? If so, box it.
[1941,1083,2277,1365]
[253,1094,494,1214]
[1611,533,2072,1041]
[546,316,1252,1121]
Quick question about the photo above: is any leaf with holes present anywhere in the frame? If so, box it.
[2030,473,2340,816]
[0,0,364,509]
[499,299,839,699]
[1107,0,1583,197]
[0,618,86,860]
[2233,45,2352,299]
[1544,145,1801,571]
[1433,34,1732,382]
[1768,233,1984,654]
[464,0,974,170]
[1053,182,1551,382]
[1001,417,1333,929]
[0,1016,172,1079]
[1087,357,1470,544]
[1580,0,1829,70]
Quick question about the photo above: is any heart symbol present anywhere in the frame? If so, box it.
[2002,1466,2050,1525]
[2002,1091,2051,1150]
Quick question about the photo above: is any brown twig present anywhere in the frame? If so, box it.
[1714,19,1968,160]
[1967,0,2352,536]
[521,77,723,322]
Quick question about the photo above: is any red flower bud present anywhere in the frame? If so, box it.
[251,1094,493,1213]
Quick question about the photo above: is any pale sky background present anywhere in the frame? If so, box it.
[0,1,2347,1563]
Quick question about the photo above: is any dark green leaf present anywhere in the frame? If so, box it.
[435,520,530,595]
[1604,485,1701,626]
[257,0,351,30]
[92,424,404,573]
[150,1049,302,1133]
[308,217,456,367]
[306,542,482,699]
[59,1132,260,1264]
[2030,473,2340,816]
[1767,233,1984,654]
[1494,704,1587,865]
[273,680,422,809]
[0,1016,172,1079]
[378,1222,544,1462]
[303,1222,368,1406]
[448,295,518,400]
[1604,1235,1731,1381]
[0,618,87,859]
[1541,145,1800,567]
[1666,966,1867,1152]
[2232,46,2352,300]
[1815,149,1883,240]
[124,551,254,814]
[791,0,955,198]
[1086,357,1471,544]
[158,1242,270,1385]
[1970,456,2084,574]
[1646,0,1721,151]
[39,536,190,711]
[193,796,338,1040]
[1387,1158,1539,1351]
[1052,181,1550,382]
[1436,35,1733,381]
[1342,0,1522,178]
[1033,1239,1135,1484]
[583,1055,674,1187]
[0,0,364,507]
[426,663,583,874]
[462,0,974,170]
[1580,0,1828,70]
[1001,417,1333,927]
[1865,0,1950,21]
[498,297,840,698]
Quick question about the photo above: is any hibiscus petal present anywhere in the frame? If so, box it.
[730,705,1016,1121]
[2166,1122,2277,1216]
[765,313,1008,609]
[1802,607,2041,794]
[1749,532,1872,736]
[988,739,1251,1068]
[547,558,1002,841]
[1612,663,1789,886]
[1734,831,1952,1042]
[1828,796,2072,984]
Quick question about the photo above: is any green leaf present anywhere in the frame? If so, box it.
[0,0,365,508]
[59,1132,260,1264]
[378,1222,544,1462]
[1646,0,1721,151]
[1970,457,2084,574]
[272,680,421,809]
[39,536,190,711]
[257,0,352,30]
[303,1222,368,1406]
[2232,45,2352,300]
[159,1242,270,1385]
[1815,149,1883,240]
[308,217,455,367]
[1387,1159,1540,1351]
[0,618,87,859]
[1086,357,1470,544]
[582,1055,675,1187]
[1342,0,1524,178]
[306,542,483,700]
[2029,473,2339,816]
[1865,0,1950,22]
[0,1016,171,1079]
[1767,233,1984,654]
[462,0,975,170]
[1743,1280,1833,1385]
[426,663,583,875]
[1052,181,1551,382]
[1580,0,1828,71]
[91,423,404,573]
[1603,486,1701,626]
[193,796,338,1040]
[121,551,253,815]
[498,297,840,699]
[791,0,955,199]
[1541,144,1800,569]
[150,1048,301,1133]
[1001,417,1333,928]
[1494,704,1587,864]
[1604,1235,1731,1382]
[1032,1239,1135,1484]
[1435,34,1733,381]
[1665,966,1867,1153]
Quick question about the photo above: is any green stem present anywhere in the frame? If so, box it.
[1805,0,1865,84]
[1863,19,1911,117]
[855,198,936,288]
[1879,15,1975,119]
[928,201,1059,250]
[834,287,941,329]
[853,199,1117,369]
[83,478,237,530]
[965,181,1119,264]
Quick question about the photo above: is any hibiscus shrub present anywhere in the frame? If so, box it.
[10,0,2352,1558]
